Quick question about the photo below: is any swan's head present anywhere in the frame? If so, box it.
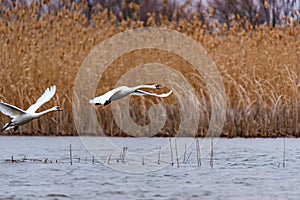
[55,106,63,111]
[154,84,162,89]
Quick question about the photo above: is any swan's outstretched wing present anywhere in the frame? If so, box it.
[132,89,173,97]
[89,89,116,105]
[26,85,56,113]
[0,102,26,118]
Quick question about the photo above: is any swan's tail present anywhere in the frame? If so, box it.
[89,98,103,105]
[89,99,96,104]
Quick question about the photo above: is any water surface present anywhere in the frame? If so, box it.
[0,137,299,199]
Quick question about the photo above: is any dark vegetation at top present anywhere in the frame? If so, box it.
[0,0,299,28]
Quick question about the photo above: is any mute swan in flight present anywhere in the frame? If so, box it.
[0,85,62,132]
[89,84,172,106]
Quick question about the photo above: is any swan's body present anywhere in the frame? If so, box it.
[89,84,172,106]
[0,86,62,132]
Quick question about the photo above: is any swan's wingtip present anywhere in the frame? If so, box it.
[47,85,56,93]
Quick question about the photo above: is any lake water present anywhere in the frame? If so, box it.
[0,137,299,199]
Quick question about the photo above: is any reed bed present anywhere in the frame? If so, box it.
[0,1,299,137]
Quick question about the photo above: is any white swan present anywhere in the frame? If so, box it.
[0,85,62,132]
[89,84,172,106]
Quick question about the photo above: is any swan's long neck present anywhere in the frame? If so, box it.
[34,107,58,118]
[132,85,156,90]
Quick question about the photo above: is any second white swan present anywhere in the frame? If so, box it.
[89,84,172,106]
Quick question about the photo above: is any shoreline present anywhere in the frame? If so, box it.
[0,133,297,138]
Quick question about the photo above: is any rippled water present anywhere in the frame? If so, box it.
[0,136,299,199]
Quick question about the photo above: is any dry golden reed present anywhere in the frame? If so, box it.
[0,1,299,137]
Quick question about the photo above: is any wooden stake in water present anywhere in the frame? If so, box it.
[142,157,145,165]
[107,154,111,165]
[175,138,179,168]
[183,143,187,163]
[196,137,201,166]
[122,146,127,163]
[169,137,174,166]
[158,147,161,164]
[186,152,192,163]
[283,137,286,168]
[210,137,213,168]
[69,144,72,165]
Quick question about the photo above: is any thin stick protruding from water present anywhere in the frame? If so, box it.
[158,147,161,164]
[169,137,174,166]
[210,137,214,168]
[186,152,192,163]
[69,144,72,165]
[175,138,179,168]
[283,137,286,168]
[122,146,127,163]
[107,154,111,165]
[196,137,201,166]
[183,143,187,163]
